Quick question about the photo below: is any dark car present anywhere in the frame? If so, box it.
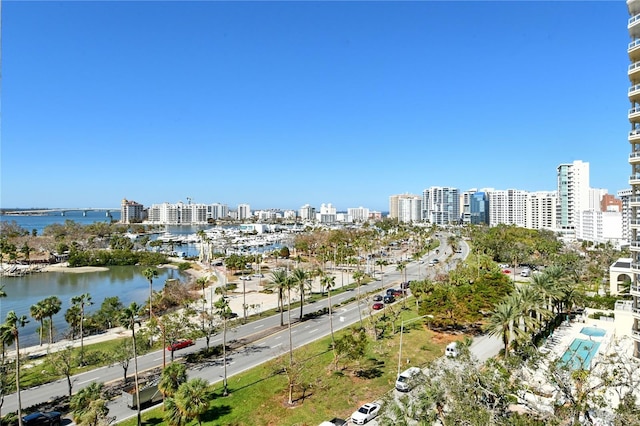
[22,411,62,426]
[386,288,396,296]
[372,295,383,302]
[383,295,395,304]
[372,302,384,310]
[400,281,411,289]
[167,339,194,352]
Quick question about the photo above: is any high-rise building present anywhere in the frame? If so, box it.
[601,193,623,212]
[460,189,477,225]
[207,203,229,221]
[526,191,557,230]
[627,0,640,358]
[347,207,370,223]
[120,198,146,224]
[317,203,337,223]
[237,204,251,220]
[389,194,422,222]
[618,189,632,244]
[556,160,590,238]
[299,204,316,221]
[470,191,489,225]
[422,187,460,225]
[488,189,528,227]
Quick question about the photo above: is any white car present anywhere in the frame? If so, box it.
[351,402,381,424]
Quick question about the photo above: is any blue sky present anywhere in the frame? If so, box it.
[1,1,630,212]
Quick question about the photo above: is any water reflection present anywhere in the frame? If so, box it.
[2,266,188,348]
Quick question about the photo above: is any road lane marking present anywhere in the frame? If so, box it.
[308,328,318,334]
[77,377,99,385]
[272,343,282,348]
[254,324,264,329]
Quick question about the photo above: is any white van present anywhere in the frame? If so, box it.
[395,367,422,392]
[445,342,459,358]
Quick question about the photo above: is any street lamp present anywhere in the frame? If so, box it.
[397,314,434,378]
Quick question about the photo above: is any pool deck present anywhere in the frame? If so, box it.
[538,318,614,362]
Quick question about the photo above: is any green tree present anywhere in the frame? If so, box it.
[112,338,133,383]
[291,268,310,321]
[268,269,288,327]
[321,273,336,349]
[71,293,93,365]
[70,382,110,426]
[484,297,526,357]
[142,268,159,318]
[4,311,29,426]
[159,361,187,399]
[47,345,75,397]
[214,296,231,396]
[120,302,143,426]
[42,296,62,345]
[29,301,46,346]
[173,378,210,426]
[352,270,365,328]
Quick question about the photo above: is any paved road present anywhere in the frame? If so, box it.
[4,233,500,423]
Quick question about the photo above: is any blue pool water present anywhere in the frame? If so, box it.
[580,326,606,337]
[560,338,601,370]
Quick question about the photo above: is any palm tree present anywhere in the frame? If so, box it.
[268,269,288,327]
[142,268,159,318]
[290,267,310,321]
[174,378,210,426]
[70,382,109,426]
[0,284,7,322]
[120,302,142,426]
[352,270,365,328]
[214,296,231,396]
[42,296,62,345]
[29,301,46,346]
[484,299,524,357]
[283,273,295,367]
[321,273,336,348]
[71,293,93,365]
[5,310,29,426]
[512,285,548,336]
[375,259,388,286]
[159,361,187,399]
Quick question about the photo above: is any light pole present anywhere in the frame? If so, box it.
[397,314,434,378]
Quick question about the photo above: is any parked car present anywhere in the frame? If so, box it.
[386,288,395,296]
[520,269,531,277]
[372,302,384,310]
[383,295,395,304]
[395,366,422,392]
[372,295,383,302]
[392,289,406,297]
[400,281,411,289]
[22,411,62,426]
[252,273,264,278]
[167,339,194,352]
[445,342,459,358]
[351,402,381,425]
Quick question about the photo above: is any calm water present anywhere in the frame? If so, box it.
[1,210,122,236]
[1,266,186,348]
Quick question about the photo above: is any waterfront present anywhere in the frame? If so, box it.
[1,210,122,236]
[1,265,186,348]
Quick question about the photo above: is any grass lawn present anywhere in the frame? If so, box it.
[119,306,460,426]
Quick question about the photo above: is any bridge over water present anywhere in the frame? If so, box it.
[1,208,119,217]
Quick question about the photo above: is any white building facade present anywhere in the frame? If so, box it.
[422,187,460,225]
[488,189,528,227]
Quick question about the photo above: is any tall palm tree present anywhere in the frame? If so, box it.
[5,310,29,426]
[0,285,7,324]
[29,301,46,346]
[120,302,142,426]
[290,267,310,321]
[214,296,231,396]
[42,296,62,345]
[283,273,295,367]
[321,273,336,348]
[484,299,525,357]
[512,285,547,336]
[71,293,93,365]
[268,269,288,327]
[352,270,365,328]
[142,268,159,318]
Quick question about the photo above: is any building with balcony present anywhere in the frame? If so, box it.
[237,204,252,220]
[556,160,590,238]
[469,191,489,225]
[389,194,421,222]
[626,0,640,357]
[422,186,460,225]
[488,189,528,227]
[120,198,146,224]
[299,204,316,221]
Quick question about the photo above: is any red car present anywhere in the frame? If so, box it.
[502,269,511,274]
[167,339,194,352]
[372,303,384,310]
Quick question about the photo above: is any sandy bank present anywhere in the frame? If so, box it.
[42,263,109,273]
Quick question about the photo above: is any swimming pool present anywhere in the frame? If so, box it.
[580,326,606,337]
[560,338,601,370]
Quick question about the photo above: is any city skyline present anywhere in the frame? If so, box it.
[1,1,629,211]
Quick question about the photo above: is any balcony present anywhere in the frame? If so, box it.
[632,284,640,296]
[630,107,640,122]
[632,329,640,342]
[630,84,640,102]
[631,39,640,62]
[630,195,640,206]
[631,13,640,38]
[631,152,640,165]
[633,306,640,317]
[630,62,640,80]
[630,173,640,185]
